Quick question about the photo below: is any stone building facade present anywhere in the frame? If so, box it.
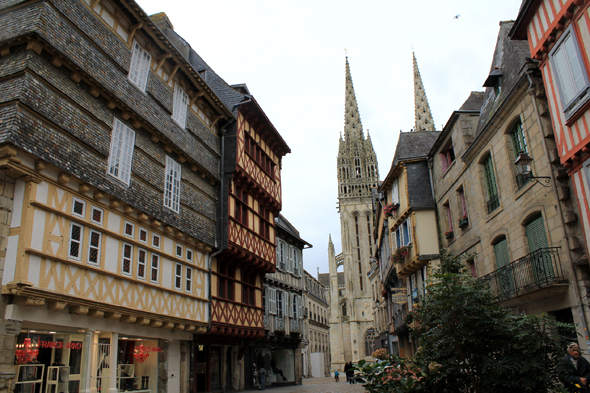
[429,22,590,350]
[327,57,379,371]
[0,0,234,392]
[249,214,306,388]
[302,270,330,378]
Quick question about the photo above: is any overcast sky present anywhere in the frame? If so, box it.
[137,0,524,278]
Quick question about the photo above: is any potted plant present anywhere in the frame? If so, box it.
[458,215,469,229]
[384,202,400,217]
[390,245,411,265]
[445,230,454,240]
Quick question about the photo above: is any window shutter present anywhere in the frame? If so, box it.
[298,296,302,320]
[494,238,510,268]
[269,288,276,315]
[526,217,549,253]
[288,246,294,273]
[284,292,290,317]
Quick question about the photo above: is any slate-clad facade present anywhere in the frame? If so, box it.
[0,0,232,392]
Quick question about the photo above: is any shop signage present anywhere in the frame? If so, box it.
[391,293,408,304]
[38,341,82,349]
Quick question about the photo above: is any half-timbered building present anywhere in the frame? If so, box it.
[0,0,233,392]
[181,51,290,389]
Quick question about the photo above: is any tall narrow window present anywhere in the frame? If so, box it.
[108,119,136,185]
[164,156,182,213]
[172,84,189,128]
[137,249,147,279]
[493,237,513,295]
[128,41,151,91]
[87,230,101,265]
[69,223,83,260]
[122,243,133,275]
[483,155,499,213]
[440,140,455,172]
[175,263,182,290]
[186,267,192,293]
[151,254,160,283]
[459,189,468,217]
[293,248,299,276]
[444,202,453,233]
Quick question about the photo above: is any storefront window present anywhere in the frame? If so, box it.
[117,338,160,392]
[14,331,88,393]
[252,348,295,385]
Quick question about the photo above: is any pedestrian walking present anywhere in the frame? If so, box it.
[558,343,590,392]
[259,364,266,391]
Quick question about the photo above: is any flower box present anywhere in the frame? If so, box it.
[445,231,454,240]
[384,203,400,217]
[390,245,411,265]
[458,216,469,229]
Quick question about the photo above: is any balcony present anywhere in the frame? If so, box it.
[392,306,408,334]
[264,314,286,333]
[394,245,428,278]
[478,247,568,305]
[290,319,301,334]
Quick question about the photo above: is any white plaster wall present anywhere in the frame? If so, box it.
[104,236,119,273]
[36,182,48,203]
[27,255,41,287]
[107,212,120,234]
[31,209,46,252]
[162,257,172,290]
[11,180,24,228]
[2,235,18,285]
[310,352,324,378]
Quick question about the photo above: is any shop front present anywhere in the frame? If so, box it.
[13,328,173,393]
[250,346,297,387]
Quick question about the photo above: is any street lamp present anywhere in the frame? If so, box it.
[514,151,551,187]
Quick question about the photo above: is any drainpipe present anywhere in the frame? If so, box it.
[527,71,590,349]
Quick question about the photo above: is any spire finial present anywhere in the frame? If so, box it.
[343,56,363,140]
[413,52,435,132]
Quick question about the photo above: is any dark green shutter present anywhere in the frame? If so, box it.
[526,216,553,284]
[494,238,514,296]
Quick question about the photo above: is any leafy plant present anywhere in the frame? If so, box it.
[410,249,575,393]
[384,203,400,217]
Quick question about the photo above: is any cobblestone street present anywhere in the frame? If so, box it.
[247,378,365,393]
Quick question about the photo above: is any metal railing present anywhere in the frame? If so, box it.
[392,307,407,332]
[479,247,565,301]
[487,194,500,214]
[264,314,286,332]
[290,319,301,333]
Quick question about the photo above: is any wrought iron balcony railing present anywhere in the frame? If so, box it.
[478,247,565,301]
[264,314,286,333]
[290,319,301,333]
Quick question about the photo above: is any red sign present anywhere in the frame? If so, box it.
[39,341,82,349]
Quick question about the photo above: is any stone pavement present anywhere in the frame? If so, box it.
[246,377,365,393]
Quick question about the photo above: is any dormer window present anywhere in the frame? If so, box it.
[483,68,503,97]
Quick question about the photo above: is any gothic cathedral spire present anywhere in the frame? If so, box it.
[413,52,435,132]
[338,57,379,201]
[344,56,363,140]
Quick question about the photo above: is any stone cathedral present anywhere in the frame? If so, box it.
[327,57,379,371]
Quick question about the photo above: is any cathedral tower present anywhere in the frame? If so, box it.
[413,52,435,132]
[329,57,379,370]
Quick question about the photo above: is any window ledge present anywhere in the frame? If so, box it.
[442,159,456,177]
[514,179,536,201]
[565,92,590,127]
[485,204,503,223]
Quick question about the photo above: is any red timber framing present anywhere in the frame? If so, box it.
[205,96,290,349]
[511,0,590,273]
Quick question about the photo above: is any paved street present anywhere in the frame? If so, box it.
[247,377,365,393]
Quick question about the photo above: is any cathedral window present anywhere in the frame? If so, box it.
[164,156,182,213]
[128,41,151,91]
[341,301,347,317]
[354,157,362,178]
[108,118,135,186]
[172,84,189,129]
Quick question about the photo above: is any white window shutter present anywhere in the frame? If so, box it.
[270,288,276,315]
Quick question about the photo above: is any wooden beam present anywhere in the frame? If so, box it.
[90,0,101,8]
[48,301,67,311]
[168,64,180,82]
[70,71,82,83]
[0,46,9,57]
[127,23,144,45]
[26,40,42,55]
[155,53,172,73]
[51,55,63,67]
